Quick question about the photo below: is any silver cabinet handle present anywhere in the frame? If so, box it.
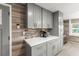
[47,24,49,28]
[8,36,10,40]
[34,23,37,28]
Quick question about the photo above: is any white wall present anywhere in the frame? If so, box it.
[63,11,79,20]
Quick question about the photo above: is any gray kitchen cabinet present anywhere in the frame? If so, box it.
[27,3,53,28]
[60,39,63,49]
[27,4,34,28]
[50,11,63,36]
[42,9,53,28]
[42,9,48,28]
[47,11,53,28]
[33,4,42,28]
[47,38,62,56]
[27,4,42,28]
[25,36,63,56]
[26,42,47,56]
[50,11,63,50]
[56,39,61,53]
[32,43,46,56]
[47,39,57,56]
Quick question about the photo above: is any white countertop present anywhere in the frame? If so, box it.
[25,36,59,47]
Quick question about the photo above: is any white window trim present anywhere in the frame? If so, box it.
[69,19,79,37]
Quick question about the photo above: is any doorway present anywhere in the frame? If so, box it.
[0,4,11,56]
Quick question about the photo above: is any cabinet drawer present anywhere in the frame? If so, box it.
[32,43,46,56]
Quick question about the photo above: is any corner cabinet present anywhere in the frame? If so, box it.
[42,9,53,28]
[26,3,53,29]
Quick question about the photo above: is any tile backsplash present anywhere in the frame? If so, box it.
[23,29,48,39]
[23,29,40,39]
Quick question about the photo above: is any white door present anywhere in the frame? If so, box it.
[0,4,10,56]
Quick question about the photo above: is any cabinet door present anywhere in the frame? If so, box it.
[43,9,53,28]
[32,43,46,56]
[33,5,42,28]
[47,11,53,28]
[55,39,63,55]
[60,39,63,49]
[56,39,61,53]
[47,39,58,56]
[43,9,48,28]
[28,4,34,28]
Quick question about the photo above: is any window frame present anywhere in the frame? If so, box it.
[69,19,79,37]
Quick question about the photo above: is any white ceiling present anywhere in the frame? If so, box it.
[36,3,79,19]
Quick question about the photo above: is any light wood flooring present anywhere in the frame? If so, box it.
[57,41,79,56]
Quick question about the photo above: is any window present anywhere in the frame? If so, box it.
[0,9,2,25]
[69,19,79,36]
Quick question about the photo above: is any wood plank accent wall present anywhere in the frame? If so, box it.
[11,3,26,56]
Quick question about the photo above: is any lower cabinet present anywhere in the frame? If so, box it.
[26,38,63,56]
[47,39,62,56]
[47,40,57,56]
[32,43,47,56]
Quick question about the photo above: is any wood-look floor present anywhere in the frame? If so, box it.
[57,41,79,56]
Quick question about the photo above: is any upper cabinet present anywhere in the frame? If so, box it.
[33,4,42,28]
[42,9,53,28]
[27,4,42,28]
[27,3,53,29]
[28,4,34,28]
